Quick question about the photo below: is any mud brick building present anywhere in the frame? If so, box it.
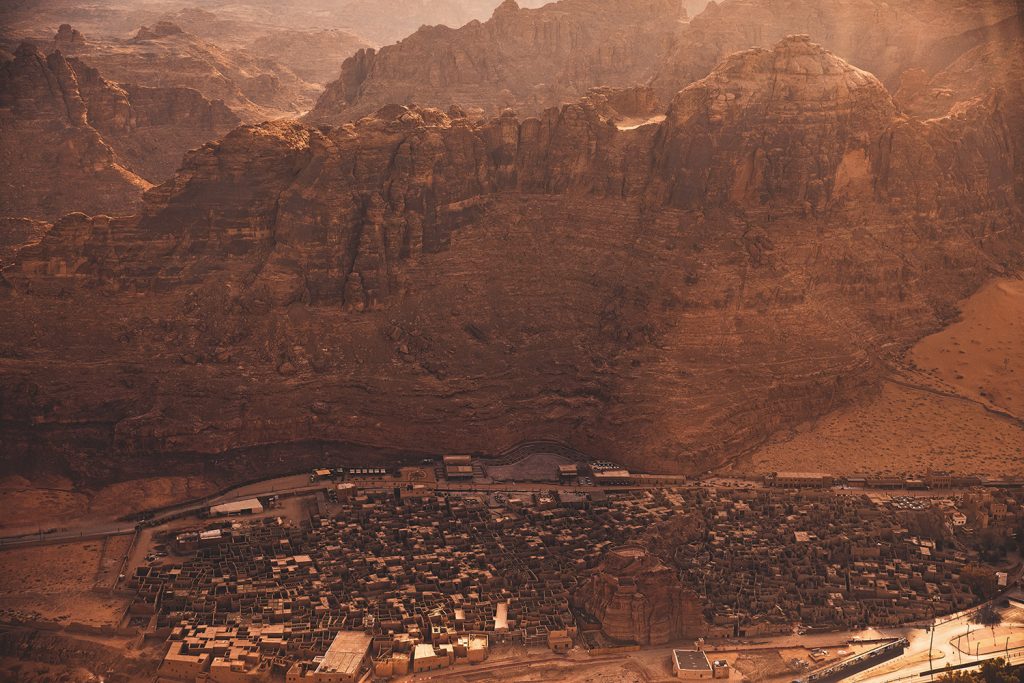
[131,486,989,677]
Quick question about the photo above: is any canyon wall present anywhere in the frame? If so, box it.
[2,37,1022,483]
[0,42,239,219]
[306,0,684,123]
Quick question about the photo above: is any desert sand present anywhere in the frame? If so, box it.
[909,278,1023,420]
[0,541,128,626]
[739,278,1024,478]
[0,474,217,532]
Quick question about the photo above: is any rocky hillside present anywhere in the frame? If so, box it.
[305,0,684,123]
[651,0,1022,98]
[308,0,1022,126]
[0,42,238,220]
[0,43,150,220]
[243,30,373,86]
[51,21,321,121]
[2,37,1021,483]
[896,14,1024,119]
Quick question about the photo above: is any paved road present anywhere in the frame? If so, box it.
[852,599,1024,683]
[0,466,1010,552]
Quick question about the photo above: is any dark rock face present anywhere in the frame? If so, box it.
[2,38,1022,481]
[0,42,239,220]
[305,0,684,123]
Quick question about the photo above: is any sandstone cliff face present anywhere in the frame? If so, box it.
[574,547,704,645]
[0,218,50,269]
[654,36,898,212]
[306,0,1021,130]
[895,15,1024,203]
[0,42,239,219]
[2,37,1022,482]
[305,0,684,123]
[51,22,321,121]
[68,56,241,182]
[0,44,151,220]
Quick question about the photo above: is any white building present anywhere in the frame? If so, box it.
[209,498,264,517]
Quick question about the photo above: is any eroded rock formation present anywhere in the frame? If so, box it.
[49,22,321,121]
[305,0,684,123]
[1,37,1022,483]
[574,547,705,645]
[308,0,1022,128]
[650,0,1023,99]
[0,44,151,220]
[0,41,239,219]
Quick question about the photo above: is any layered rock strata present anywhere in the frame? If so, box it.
[0,42,239,219]
[51,22,320,121]
[2,37,1022,481]
[306,0,684,123]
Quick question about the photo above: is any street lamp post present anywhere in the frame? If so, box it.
[928,605,936,681]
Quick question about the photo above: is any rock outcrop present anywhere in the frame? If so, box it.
[0,44,151,220]
[897,15,1024,133]
[244,29,374,86]
[308,0,1022,129]
[0,218,49,268]
[650,0,1022,99]
[68,56,241,182]
[1,38,1022,483]
[305,0,684,123]
[574,547,705,644]
[0,42,239,219]
[50,22,321,121]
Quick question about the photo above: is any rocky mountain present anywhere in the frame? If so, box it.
[0,0,550,49]
[323,0,550,45]
[650,0,1023,99]
[308,0,1022,128]
[50,21,321,121]
[0,43,150,220]
[0,41,238,220]
[2,37,1021,484]
[897,15,1024,119]
[305,0,685,123]
[244,29,374,86]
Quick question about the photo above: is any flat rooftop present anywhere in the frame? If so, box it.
[673,649,711,672]
[775,471,831,479]
[315,631,372,675]
[209,498,263,515]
